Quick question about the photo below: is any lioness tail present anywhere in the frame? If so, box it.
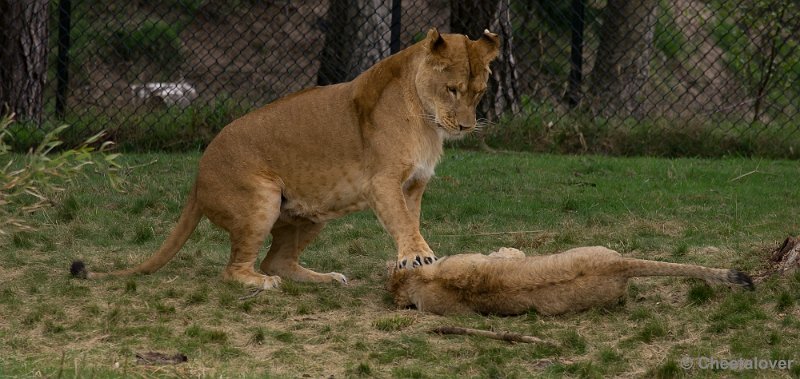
[70,184,203,279]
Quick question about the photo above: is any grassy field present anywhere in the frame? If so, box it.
[1,150,799,378]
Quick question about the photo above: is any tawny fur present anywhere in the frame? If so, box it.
[70,29,500,289]
[388,247,754,316]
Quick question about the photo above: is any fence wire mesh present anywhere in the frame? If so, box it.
[16,0,800,154]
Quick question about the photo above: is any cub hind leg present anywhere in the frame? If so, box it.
[260,220,347,284]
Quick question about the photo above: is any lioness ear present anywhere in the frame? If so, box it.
[426,27,446,54]
[424,27,449,70]
[474,29,500,64]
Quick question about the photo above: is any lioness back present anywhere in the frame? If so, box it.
[198,82,370,221]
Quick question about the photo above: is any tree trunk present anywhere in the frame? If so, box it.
[450,0,520,150]
[565,0,586,108]
[0,0,49,121]
[590,0,658,117]
[484,0,521,120]
[450,0,498,40]
[317,0,391,85]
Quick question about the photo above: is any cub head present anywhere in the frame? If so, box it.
[386,261,414,308]
[415,28,500,139]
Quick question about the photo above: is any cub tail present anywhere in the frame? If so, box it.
[619,258,754,290]
[70,184,203,279]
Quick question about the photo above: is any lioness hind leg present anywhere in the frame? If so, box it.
[213,187,283,289]
[223,228,283,289]
[260,221,347,284]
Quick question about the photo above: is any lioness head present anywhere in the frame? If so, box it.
[416,28,500,138]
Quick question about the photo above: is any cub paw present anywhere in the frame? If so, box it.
[327,272,348,284]
[263,275,282,289]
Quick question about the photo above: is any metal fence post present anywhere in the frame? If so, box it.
[390,0,402,54]
[566,0,585,108]
[55,0,72,119]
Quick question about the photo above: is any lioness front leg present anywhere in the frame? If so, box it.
[370,177,435,269]
[403,177,428,230]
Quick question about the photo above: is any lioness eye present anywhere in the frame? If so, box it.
[447,86,458,96]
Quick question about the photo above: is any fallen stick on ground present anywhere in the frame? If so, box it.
[435,230,545,237]
[239,288,263,301]
[429,326,550,344]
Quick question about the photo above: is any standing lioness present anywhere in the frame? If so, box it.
[71,28,500,289]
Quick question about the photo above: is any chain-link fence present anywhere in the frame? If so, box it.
[9,0,800,155]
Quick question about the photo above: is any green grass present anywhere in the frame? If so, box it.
[373,315,415,332]
[1,151,799,377]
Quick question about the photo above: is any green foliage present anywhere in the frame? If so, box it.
[711,0,800,120]
[521,1,601,34]
[0,114,121,234]
[8,97,248,152]
[654,0,686,59]
[165,0,206,14]
[469,97,800,158]
[110,19,183,66]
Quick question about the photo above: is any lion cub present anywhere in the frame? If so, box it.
[388,247,754,316]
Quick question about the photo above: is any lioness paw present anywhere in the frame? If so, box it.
[397,254,438,269]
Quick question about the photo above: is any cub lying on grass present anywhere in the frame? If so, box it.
[388,247,754,316]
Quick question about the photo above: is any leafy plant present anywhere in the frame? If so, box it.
[654,0,686,60]
[110,19,184,67]
[711,0,800,121]
[0,113,121,234]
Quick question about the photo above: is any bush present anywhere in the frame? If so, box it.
[110,19,184,67]
[7,97,248,152]
[0,113,121,234]
[466,98,800,159]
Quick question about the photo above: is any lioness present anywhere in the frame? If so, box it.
[71,28,500,288]
[388,247,754,315]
